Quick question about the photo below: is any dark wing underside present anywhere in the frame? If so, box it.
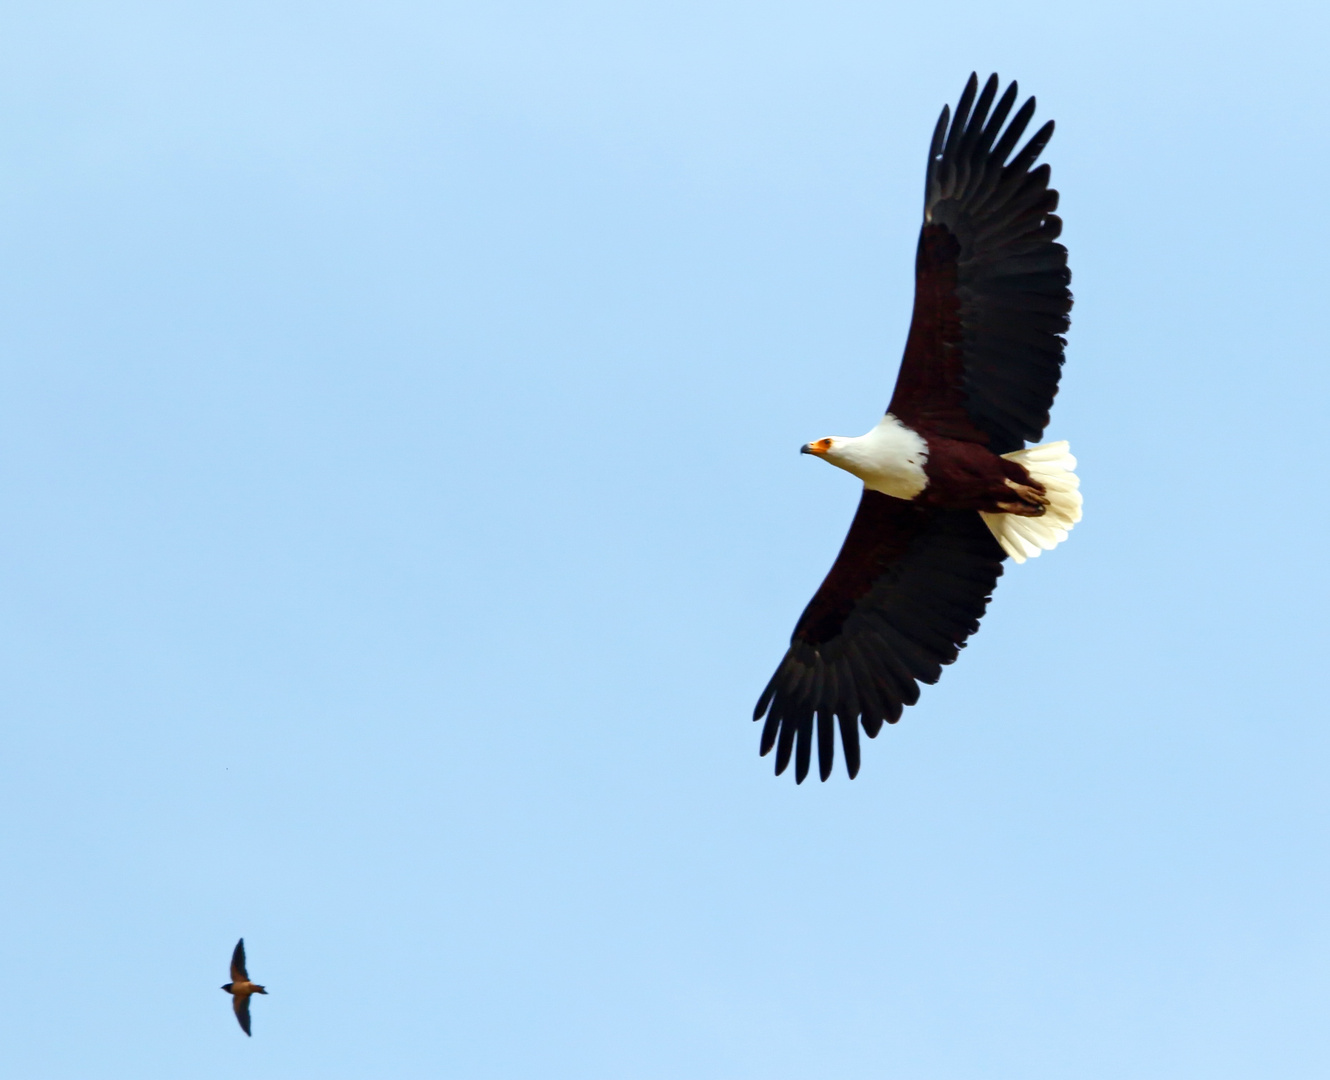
[231,939,248,984]
[889,73,1072,453]
[754,493,1004,783]
[234,993,252,1036]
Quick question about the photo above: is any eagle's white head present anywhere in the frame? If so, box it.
[800,413,929,500]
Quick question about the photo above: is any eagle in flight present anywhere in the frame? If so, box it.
[755,74,1081,783]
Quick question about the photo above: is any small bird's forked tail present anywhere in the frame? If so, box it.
[979,441,1082,563]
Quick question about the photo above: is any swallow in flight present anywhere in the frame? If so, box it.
[221,938,267,1036]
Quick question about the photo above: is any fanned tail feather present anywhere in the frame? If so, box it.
[979,441,1082,563]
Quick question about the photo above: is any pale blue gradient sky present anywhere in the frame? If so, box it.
[2,2,1328,1077]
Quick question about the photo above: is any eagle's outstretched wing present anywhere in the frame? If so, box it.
[889,73,1071,452]
[755,494,1004,782]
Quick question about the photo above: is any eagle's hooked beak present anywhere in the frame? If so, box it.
[801,439,832,456]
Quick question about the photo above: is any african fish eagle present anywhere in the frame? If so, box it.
[754,74,1080,783]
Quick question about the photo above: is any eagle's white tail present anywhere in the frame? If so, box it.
[979,441,1082,564]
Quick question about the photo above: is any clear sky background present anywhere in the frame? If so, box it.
[1,1,1328,1077]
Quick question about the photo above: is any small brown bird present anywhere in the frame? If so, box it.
[221,938,267,1036]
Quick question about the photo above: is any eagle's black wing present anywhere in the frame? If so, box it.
[888,73,1071,453]
[754,493,1004,782]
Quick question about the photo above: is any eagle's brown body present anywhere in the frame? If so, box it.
[914,436,1048,513]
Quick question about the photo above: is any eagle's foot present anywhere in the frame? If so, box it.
[996,479,1049,516]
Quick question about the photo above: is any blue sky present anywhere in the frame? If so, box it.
[2,1,1329,1077]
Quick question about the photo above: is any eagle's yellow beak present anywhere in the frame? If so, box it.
[801,438,832,455]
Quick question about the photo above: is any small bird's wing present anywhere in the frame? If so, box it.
[888,73,1071,453]
[754,494,1004,782]
[230,939,249,983]
[233,992,252,1036]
